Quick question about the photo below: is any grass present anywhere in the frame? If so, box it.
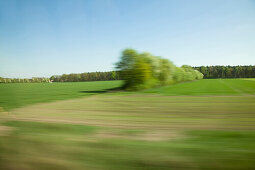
[144,79,255,96]
[1,79,255,111]
[0,80,122,110]
[1,121,255,170]
[0,78,255,169]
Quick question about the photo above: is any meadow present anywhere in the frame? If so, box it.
[0,81,122,110]
[0,79,255,169]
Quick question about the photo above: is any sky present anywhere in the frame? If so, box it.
[0,0,255,78]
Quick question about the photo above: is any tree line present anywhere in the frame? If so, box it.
[116,49,203,90]
[0,77,50,83]
[1,57,254,84]
[0,71,121,83]
[49,71,121,82]
[193,65,255,79]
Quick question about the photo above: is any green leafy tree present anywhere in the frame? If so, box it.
[116,48,203,90]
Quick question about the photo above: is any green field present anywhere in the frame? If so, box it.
[1,79,255,169]
[0,81,122,110]
[1,79,255,111]
[144,78,255,96]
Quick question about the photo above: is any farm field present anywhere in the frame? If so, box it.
[1,79,255,169]
[1,79,255,111]
[144,78,255,96]
[0,81,122,110]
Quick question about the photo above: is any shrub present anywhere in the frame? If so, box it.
[116,49,203,90]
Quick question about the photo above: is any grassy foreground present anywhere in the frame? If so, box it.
[0,79,255,169]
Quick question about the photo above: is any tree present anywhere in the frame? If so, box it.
[193,65,255,79]
[158,59,174,85]
[116,48,203,90]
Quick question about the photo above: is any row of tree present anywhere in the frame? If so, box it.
[0,77,50,83]
[0,71,121,83]
[1,63,253,84]
[193,65,255,79]
[116,49,203,90]
[49,71,121,82]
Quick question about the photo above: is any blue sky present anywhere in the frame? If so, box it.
[0,0,255,78]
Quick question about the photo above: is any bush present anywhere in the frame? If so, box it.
[116,49,203,90]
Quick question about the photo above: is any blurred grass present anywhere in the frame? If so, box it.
[1,120,255,169]
[1,78,255,169]
[1,94,255,169]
